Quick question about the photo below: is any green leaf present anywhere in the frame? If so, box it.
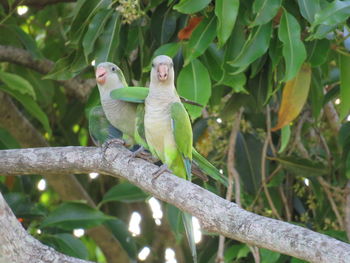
[41,234,88,260]
[339,54,350,120]
[166,204,184,241]
[0,128,20,149]
[261,248,280,263]
[306,39,330,67]
[309,68,323,119]
[8,25,43,59]
[229,22,272,74]
[339,122,350,147]
[278,125,291,153]
[201,43,224,82]
[4,192,45,218]
[251,0,282,27]
[105,219,137,259]
[100,182,148,205]
[346,153,350,179]
[310,0,350,32]
[0,85,51,135]
[177,59,211,119]
[94,12,122,64]
[44,53,75,80]
[83,9,113,62]
[0,71,36,99]
[215,0,239,46]
[268,156,328,176]
[173,0,211,14]
[297,0,320,23]
[184,14,217,65]
[278,10,306,81]
[40,202,113,230]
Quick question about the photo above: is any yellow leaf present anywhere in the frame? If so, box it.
[272,64,311,131]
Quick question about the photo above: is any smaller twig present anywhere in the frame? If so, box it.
[318,177,345,229]
[279,186,291,221]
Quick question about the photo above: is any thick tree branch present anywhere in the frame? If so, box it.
[0,146,349,263]
[0,191,93,263]
[0,92,130,262]
[0,45,95,101]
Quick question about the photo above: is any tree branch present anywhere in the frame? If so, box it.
[0,92,130,262]
[0,191,93,263]
[0,45,95,101]
[0,146,349,263]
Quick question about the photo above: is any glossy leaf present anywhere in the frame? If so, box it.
[278,125,291,153]
[229,22,272,73]
[306,39,330,67]
[0,71,35,99]
[40,202,113,230]
[44,53,75,80]
[297,0,320,23]
[268,156,328,176]
[41,234,88,260]
[0,85,51,135]
[339,54,350,120]
[105,219,137,259]
[201,43,223,82]
[346,153,350,179]
[177,59,211,119]
[100,182,148,205]
[310,0,350,32]
[278,10,306,81]
[173,0,211,14]
[82,9,113,62]
[261,248,280,263]
[251,0,282,27]
[0,128,20,149]
[309,68,323,119]
[184,14,217,65]
[94,12,122,64]
[215,0,239,46]
[272,64,311,131]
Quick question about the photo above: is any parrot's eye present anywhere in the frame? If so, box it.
[111,67,116,72]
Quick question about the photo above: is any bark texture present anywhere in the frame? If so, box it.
[0,192,93,263]
[0,146,349,263]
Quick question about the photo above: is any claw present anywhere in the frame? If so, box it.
[102,138,126,161]
[151,164,171,183]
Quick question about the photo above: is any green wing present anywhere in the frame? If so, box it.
[88,106,122,146]
[110,87,148,103]
[111,86,202,107]
[171,102,193,179]
[134,104,148,149]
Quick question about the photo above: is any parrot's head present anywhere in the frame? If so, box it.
[151,55,174,85]
[95,62,126,88]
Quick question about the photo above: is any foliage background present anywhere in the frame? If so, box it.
[0,0,350,262]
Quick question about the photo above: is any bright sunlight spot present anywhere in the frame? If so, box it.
[36,229,42,234]
[304,178,310,187]
[148,197,163,225]
[17,6,28,16]
[219,169,223,174]
[73,228,85,238]
[347,115,350,122]
[91,60,96,66]
[335,98,341,105]
[138,247,150,261]
[89,172,99,179]
[165,248,177,263]
[128,212,142,236]
[37,179,46,191]
[192,217,202,244]
[216,118,223,124]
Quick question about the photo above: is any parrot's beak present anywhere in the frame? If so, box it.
[157,64,169,81]
[96,67,107,85]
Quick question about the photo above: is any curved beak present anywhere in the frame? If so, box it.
[96,67,107,85]
[157,64,169,81]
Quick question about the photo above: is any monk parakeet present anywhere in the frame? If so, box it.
[93,62,227,185]
[144,55,193,179]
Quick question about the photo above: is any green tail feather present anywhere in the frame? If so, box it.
[182,212,197,263]
[192,148,228,186]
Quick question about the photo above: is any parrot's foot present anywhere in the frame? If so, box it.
[128,147,159,163]
[102,138,126,161]
[152,164,171,182]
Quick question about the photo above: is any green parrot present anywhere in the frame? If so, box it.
[94,62,226,185]
[144,55,192,179]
